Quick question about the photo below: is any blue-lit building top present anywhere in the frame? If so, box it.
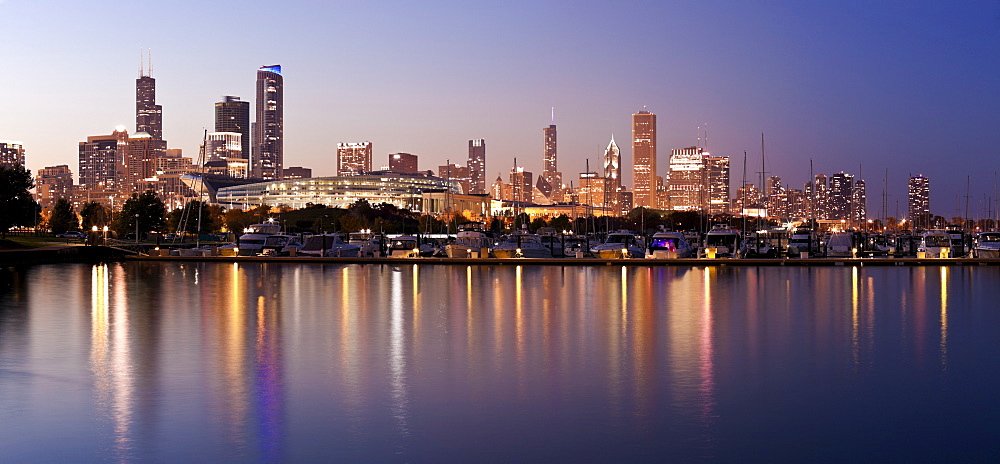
[259,65,281,75]
[215,171,464,211]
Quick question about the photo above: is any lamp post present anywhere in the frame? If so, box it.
[102,225,108,245]
[92,226,98,246]
[135,213,140,244]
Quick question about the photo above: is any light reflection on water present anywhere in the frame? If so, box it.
[1,263,1000,462]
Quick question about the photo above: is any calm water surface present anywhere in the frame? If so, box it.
[1,262,999,462]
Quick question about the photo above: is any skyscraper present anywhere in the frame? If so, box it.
[632,110,657,208]
[0,140,25,167]
[908,175,930,228]
[852,179,867,224]
[706,156,731,215]
[603,136,621,213]
[828,172,854,221]
[542,112,561,191]
[215,96,250,159]
[136,53,162,140]
[253,65,283,180]
[35,165,73,211]
[468,139,486,194]
[337,142,372,176]
[667,146,705,211]
[509,166,533,203]
[78,128,129,193]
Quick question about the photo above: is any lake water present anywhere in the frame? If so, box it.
[1,262,999,462]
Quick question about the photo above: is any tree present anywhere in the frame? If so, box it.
[80,201,110,230]
[549,214,572,233]
[49,198,78,234]
[168,201,217,234]
[0,164,41,238]
[114,190,166,239]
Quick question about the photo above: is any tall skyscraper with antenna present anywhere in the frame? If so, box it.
[542,108,561,192]
[253,65,283,180]
[603,136,621,213]
[136,49,162,140]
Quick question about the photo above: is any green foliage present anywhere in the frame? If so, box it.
[549,214,572,233]
[224,205,270,234]
[80,202,110,230]
[529,217,548,232]
[0,164,41,238]
[114,190,167,239]
[49,198,78,234]
[167,201,216,234]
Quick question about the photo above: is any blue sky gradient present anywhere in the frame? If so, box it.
[2,1,999,217]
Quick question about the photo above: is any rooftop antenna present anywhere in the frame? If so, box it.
[550,107,555,125]
[138,49,143,77]
[697,126,701,148]
[149,48,153,77]
[704,123,708,150]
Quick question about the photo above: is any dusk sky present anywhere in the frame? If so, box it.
[2,1,999,218]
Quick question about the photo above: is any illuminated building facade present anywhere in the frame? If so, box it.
[468,139,486,194]
[667,146,706,211]
[0,140,25,167]
[389,153,419,174]
[215,96,250,158]
[542,121,561,192]
[125,132,168,190]
[438,163,470,194]
[214,171,462,211]
[35,165,73,211]
[603,137,621,214]
[509,167,533,203]
[337,142,372,176]
[706,155,730,215]
[632,110,657,208]
[253,65,283,180]
[136,58,163,140]
[78,128,129,192]
[283,166,312,179]
[578,172,606,208]
[908,175,930,228]
[853,179,867,224]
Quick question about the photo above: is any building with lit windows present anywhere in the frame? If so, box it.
[632,110,656,208]
[828,172,854,221]
[78,128,129,193]
[509,167,533,203]
[35,165,73,211]
[468,139,486,194]
[438,163,470,194]
[213,171,462,211]
[136,57,163,140]
[253,65,283,180]
[215,96,250,157]
[603,137,621,213]
[577,172,606,208]
[908,175,930,228]
[388,153,419,174]
[0,140,25,167]
[705,155,730,215]
[667,146,705,211]
[337,142,372,176]
[852,179,867,224]
[541,120,561,195]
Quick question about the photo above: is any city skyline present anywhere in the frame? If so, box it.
[2,1,999,216]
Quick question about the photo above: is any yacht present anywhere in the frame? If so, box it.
[591,232,644,259]
[298,234,362,257]
[492,231,553,258]
[258,234,305,256]
[348,230,383,257]
[387,235,432,258]
[563,235,591,257]
[825,231,854,257]
[917,230,953,258]
[786,227,817,257]
[973,231,1000,258]
[646,231,695,259]
[702,225,741,257]
[234,219,282,256]
[446,223,492,258]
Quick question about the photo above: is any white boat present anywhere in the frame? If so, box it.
[973,231,1000,258]
[646,231,695,259]
[917,230,952,258]
[348,230,383,257]
[786,227,817,257]
[591,232,644,259]
[387,235,426,258]
[235,219,282,256]
[825,232,854,257]
[563,235,591,257]
[446,223,492,258]
[298,234,362,257]
[702,225,741,257]
[492,231,553,258]
[258,234,304,256]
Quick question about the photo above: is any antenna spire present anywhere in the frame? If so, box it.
[149,48,152,77]
[550,107,555,125]
[139,49,143,77]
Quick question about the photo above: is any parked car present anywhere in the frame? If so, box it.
[56,231,86,239]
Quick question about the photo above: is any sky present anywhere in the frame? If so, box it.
[2,0,999,218]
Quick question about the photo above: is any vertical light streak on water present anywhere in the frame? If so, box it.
[514,265,526,393]
[866,276,875,367]
[940,267,949,370]
[466,266,474,357]
[390,266,409,439]
[699,267,716,426]
[852,266,860,368]
[90,264,111,445]
[412,264,421,341]
[221,263,248,447]
[109,264,134,459]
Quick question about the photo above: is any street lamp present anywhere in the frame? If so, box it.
[135,213,140,244]
[92,226,98,246]
[102,225,108,245]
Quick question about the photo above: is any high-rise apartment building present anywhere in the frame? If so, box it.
[337,142,372,176]
[215,96,250,158]
[438,163,471,194]
[509,167,533,203]
[125,132,168,190]
[78,128,129,192]
[668,146,706,211]
[202,132,248,178]
[603,137,621,213]
[852,179,867,224]
[578,172,607,208]
[389,153,419,174]
[35,165,73,211]
[253,65,283,180]
[632,110,657,208]
[908,175,930,228]
[468,139,486,194]
[542,118,561,191]
[136,57,163,140]
[0,140,25,167]
[706,156,731,215]
[828,172,854,221]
